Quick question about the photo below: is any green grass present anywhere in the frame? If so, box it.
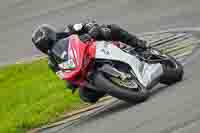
[0,58,85,133]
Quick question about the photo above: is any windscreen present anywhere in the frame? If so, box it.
[51,38,69,63]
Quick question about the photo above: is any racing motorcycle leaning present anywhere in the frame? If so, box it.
[55,35,184,103]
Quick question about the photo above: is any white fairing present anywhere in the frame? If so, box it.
[95,41,164,87]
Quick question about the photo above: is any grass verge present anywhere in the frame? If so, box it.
[0,58,85,133]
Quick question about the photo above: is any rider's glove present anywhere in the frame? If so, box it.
[84,21,98,31]
[88,25,101,39]
[88,25,112,40]
[79,34,92,42]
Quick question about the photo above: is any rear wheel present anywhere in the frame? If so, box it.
[160,55,184,85]
[93,71,149,103]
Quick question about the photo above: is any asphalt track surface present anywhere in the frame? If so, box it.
[1,0,200,133]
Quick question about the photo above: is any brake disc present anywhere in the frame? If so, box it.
[110,77,138,89]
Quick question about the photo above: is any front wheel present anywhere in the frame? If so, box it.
[79,88,105,103]
[160,55,184,85]
[93,72,149,103]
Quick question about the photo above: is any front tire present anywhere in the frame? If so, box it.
[79,88,105,103]
[93,72,149,103]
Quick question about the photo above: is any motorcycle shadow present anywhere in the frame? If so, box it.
[149,84,169,97]
[70,100,133,127]
[149,79,186,98]
[71,84,174,128]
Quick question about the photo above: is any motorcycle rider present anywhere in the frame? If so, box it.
[32,21,147,103]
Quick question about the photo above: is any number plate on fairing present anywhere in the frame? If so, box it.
[58,59,76,69]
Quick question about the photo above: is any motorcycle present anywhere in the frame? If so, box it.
[55,34,184,103]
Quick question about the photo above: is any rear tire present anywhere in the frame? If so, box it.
[160,56,184,85]
[93,72,149,103]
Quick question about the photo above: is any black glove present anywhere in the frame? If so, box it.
[88,26,101,39]
[79,34,92,42]
[84,21,98,31]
